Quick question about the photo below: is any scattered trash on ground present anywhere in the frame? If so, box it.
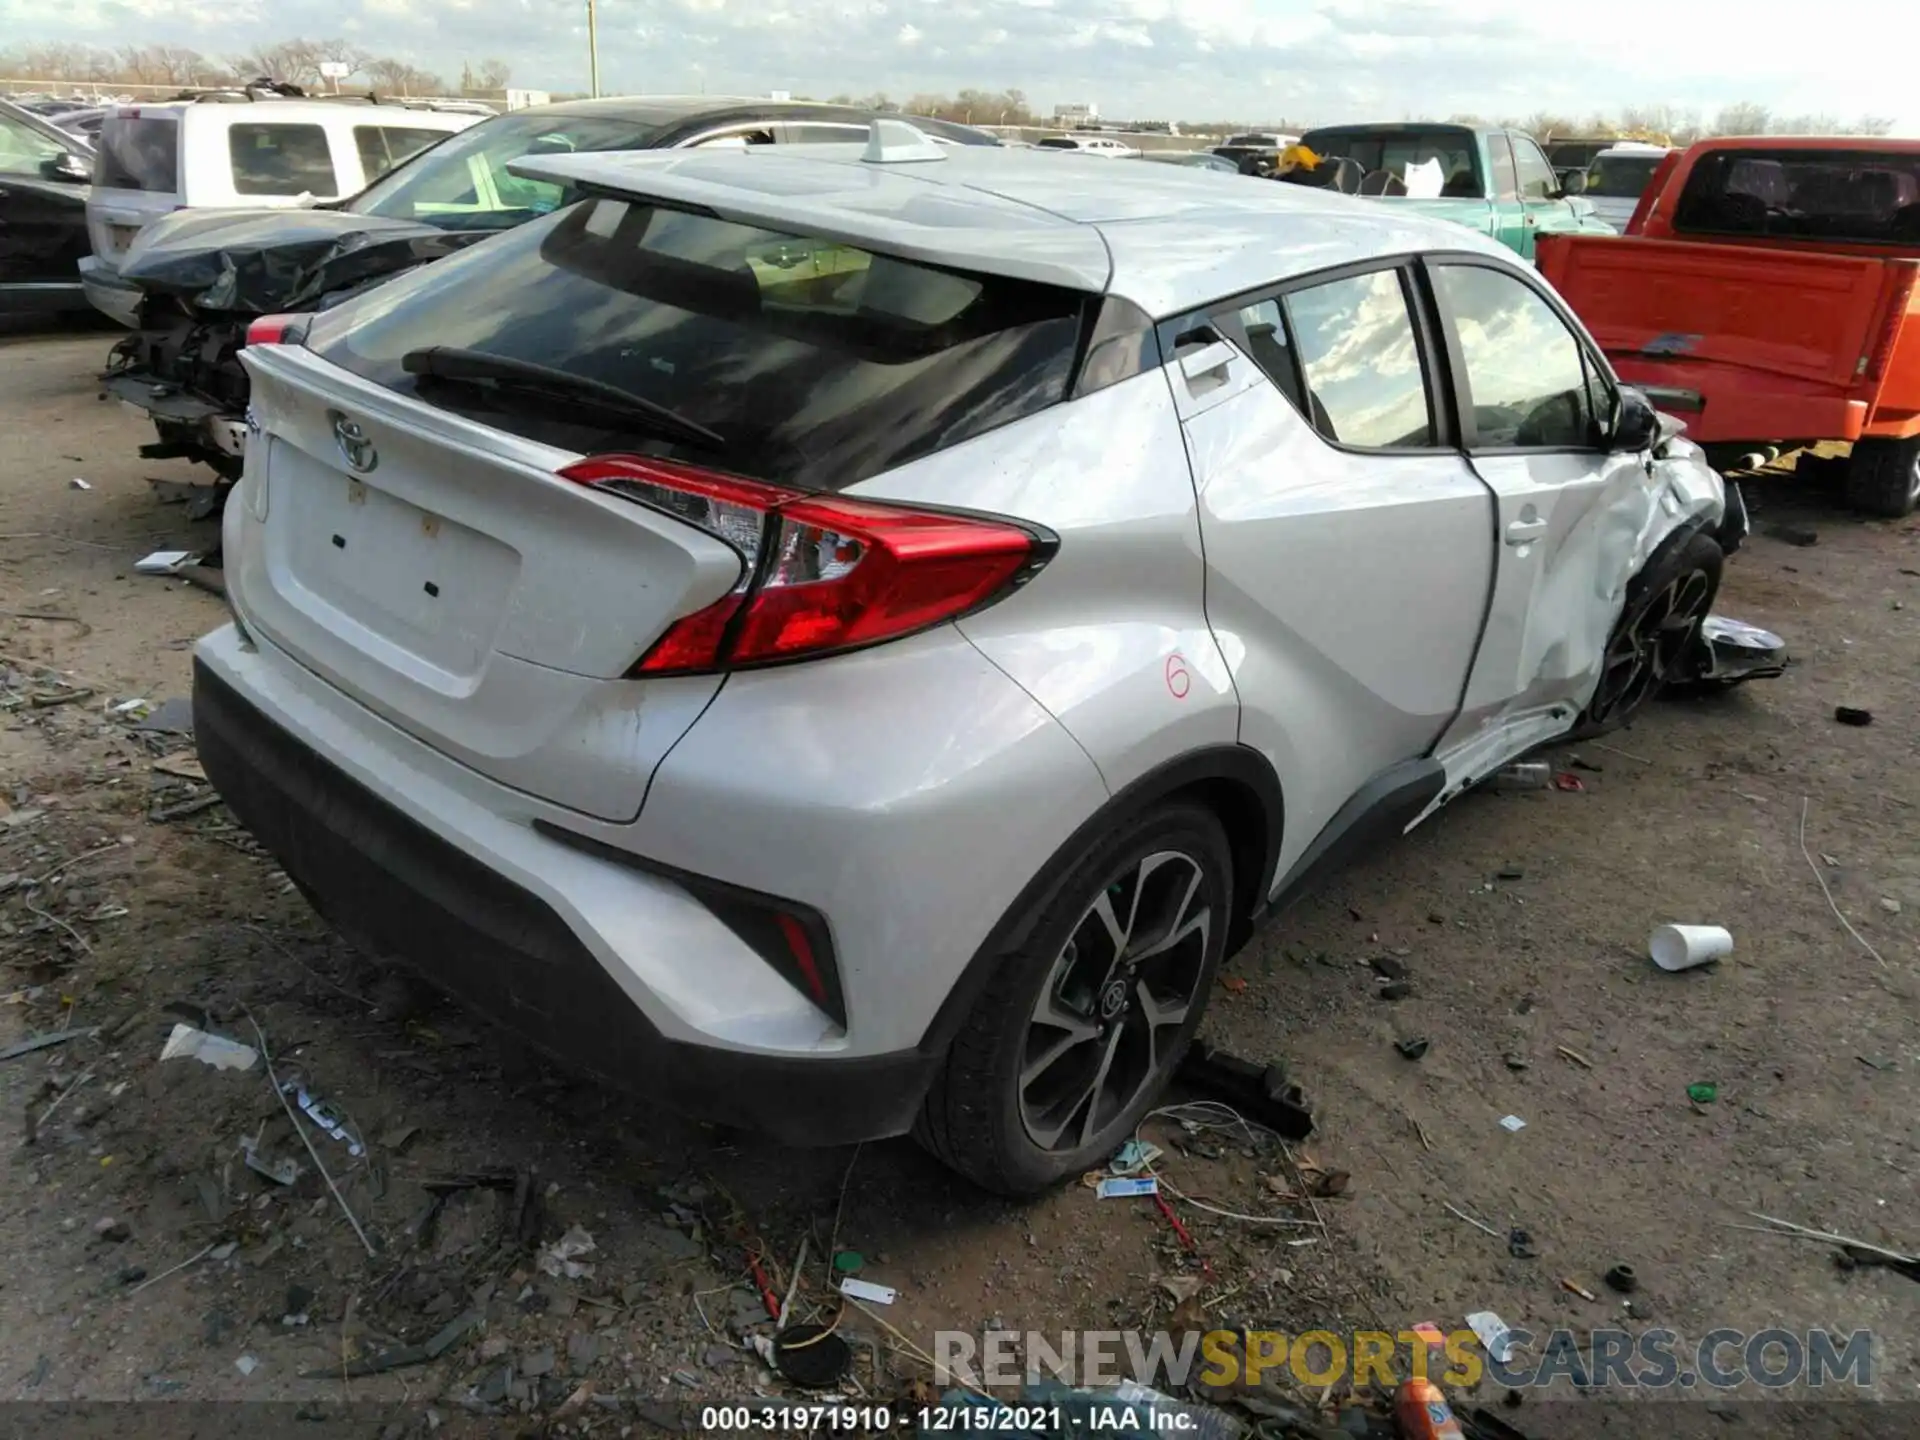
[1096,1176,1159,1199]
[1730,1213,1920,1286]
[1763,523,1818,547]
[1551,773,1585,792]
[837,1276,896,1305]
[158,1023,257,1072]
[1559,1277,1598,1301]
[134,550,199,577]
[1506,1228,1537,1260]
[1,1028,97,1063]
[1604,1264,1639,1293]
[1649,923,1732,972]
[1687,1083,1718,1105]
[1487,762,1550,791]
[1108,1140,1163,1176]
[1395,1375,1467,1440]
[1445,1203,1501,1239]
[67,477,92,492]
[1834,706,1873,727]
[1176,1042,1314,1140]
[773,1323,852,1387]
[1466,1310,1517,1364]
[538,1224,598,1280]
[1498,1115,1526,1133]
[130,696,194,735]
[1395,1036,1431,1061]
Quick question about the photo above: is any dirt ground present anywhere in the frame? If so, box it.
[2,319,1916,1439]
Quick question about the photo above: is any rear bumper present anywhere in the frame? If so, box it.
[0,280,87,317]
[191,647,937,1146]
[78,257,141,328]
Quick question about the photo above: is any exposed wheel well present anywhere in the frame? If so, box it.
[1175,775,1274,958]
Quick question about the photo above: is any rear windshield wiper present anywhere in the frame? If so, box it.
[401,346,726,454]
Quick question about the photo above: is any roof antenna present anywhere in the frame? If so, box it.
[861,119,948,164]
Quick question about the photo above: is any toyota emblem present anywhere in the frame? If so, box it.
[329,410,378,474]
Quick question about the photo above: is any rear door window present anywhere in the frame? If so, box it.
[94,115,180,192]
[353,125,451,180]
[229,122,340,197]
[306,198,1087,492]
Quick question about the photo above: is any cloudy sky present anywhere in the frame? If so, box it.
[3,0,1913,131]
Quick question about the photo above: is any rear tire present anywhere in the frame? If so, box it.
[1845,437,1920,518]
[1574,529,1723,736]
[915,802,1232,1196]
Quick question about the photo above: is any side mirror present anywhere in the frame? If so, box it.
[43,151,92,184]
[1612,386,1660,452]
[1560,168,1588,197]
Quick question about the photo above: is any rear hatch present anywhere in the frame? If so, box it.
[88,108,184,270]
[230,191,1088,820]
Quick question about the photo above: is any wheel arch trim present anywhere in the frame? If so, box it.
[914,744,1283,1056]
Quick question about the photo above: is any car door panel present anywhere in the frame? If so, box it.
[1426,257,1648,776]
[1182,271,1496,886]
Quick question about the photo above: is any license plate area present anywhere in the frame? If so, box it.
[274,445,519,681]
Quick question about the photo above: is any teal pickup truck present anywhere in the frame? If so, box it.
[1296,123,1616,260]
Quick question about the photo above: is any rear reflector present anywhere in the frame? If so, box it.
[244,313,312,347]
[559,454,1051,676]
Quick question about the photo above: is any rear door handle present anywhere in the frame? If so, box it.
[1505,518,1548,546]
[1178,340,1237,383]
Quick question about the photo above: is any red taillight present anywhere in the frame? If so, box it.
[557,454,1048,676]
[243,313,311,347]
[1865,265,1917,383]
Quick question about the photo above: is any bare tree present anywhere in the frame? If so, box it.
[1711,102,1772,136]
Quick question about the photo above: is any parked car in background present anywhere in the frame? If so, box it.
[1579,142,1672,230]
[1141,151,1240,173]
[102,98,1000,486]
[1212,132,1301,175]
[47,106,108,143]
[1036,134,1140,157]
[0,98,93,317]
[80,98,481,326]
[196,134,1745,1194]
[1543,136,1623,183]
[1297,123,1615,259]
[1540,136,1920,516]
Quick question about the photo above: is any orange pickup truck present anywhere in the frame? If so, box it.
[1538,137,1920,516]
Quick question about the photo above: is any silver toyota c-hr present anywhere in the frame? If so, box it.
[195,127,1745,1194]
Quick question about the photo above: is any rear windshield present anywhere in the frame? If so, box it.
[1036,137,1079,149]
[94,115,180,192]
[1301,130,1481,197]
[306,198,1086,491]
[1675,148,1920,243]
[354,125,452,180]
[229,122,340,197]
[1586,152,1664,198]
[346,113,666,232]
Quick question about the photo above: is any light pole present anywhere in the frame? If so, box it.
[586,0,601,97]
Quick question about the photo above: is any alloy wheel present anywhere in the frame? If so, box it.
[1018,850,1213,1152]
[1587,565,1715,726]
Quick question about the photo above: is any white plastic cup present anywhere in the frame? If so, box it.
[1650,924,1733,972]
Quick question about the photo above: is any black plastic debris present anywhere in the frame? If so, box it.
[773,1323,852,1388]
[1835,707,1873,727]
[1395,1037,1431,1061]
[1604,1264,1639,1294]
[1176,1042,1314,1139]
[1507,1228,1538,1260]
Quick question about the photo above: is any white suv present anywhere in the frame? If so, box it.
[195,130,1745,1193]
[80,99,478,324]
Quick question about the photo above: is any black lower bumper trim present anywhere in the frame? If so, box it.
[191,658,935,1146]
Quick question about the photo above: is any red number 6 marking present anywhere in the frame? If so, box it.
[1165,652,1192,700]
